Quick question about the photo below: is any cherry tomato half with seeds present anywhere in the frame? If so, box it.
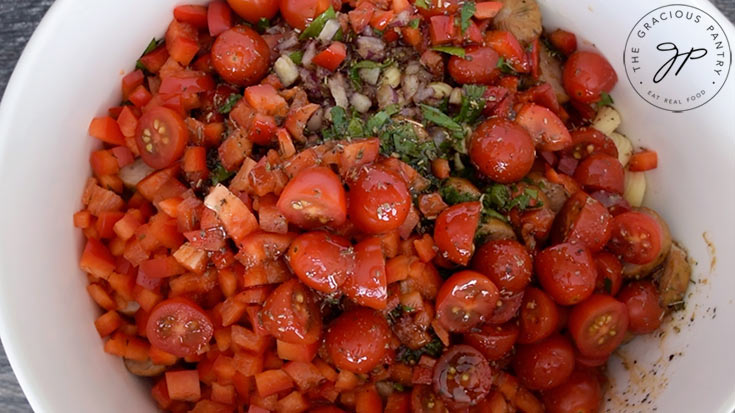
[227,0,279,24]
[563,127,618,161]
[135,106,188,169]
[535,243,597,306]
[448,46,500,84]
[411,384,446,413]
[470,118,535,184]
[607,211,663,265]
[342,237,388,310]
[617,280,664,334]
[562,51,618,104]
[433,202,482,266]
[513,334,575,390]
[349,166,411,235]
[435,270,500,333]
[277,167,347,229]
[593,252,623,295]
[568,294,629,358]
[487,289,525,325]
[211,25,270,86]
[287,231,355,293]
[145,297,214,357]
[463,322,519,361]
[552,191,613,252]
[542,369,603,413]
[261,279,322,344]
[280,0,331,30]
[433,345,493,409]
[518,287,560,344]
[325,307,391,373]
[471,239,533,293]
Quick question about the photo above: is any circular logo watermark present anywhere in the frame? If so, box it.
[624,4,732,112]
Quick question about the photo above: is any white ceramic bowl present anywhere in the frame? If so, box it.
[0,0,733,412]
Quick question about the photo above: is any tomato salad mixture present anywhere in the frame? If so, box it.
[76,0,692,412]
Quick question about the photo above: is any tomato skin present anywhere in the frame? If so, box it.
[617,281,664,334]
[277,167,347,229]
[349,166,411,235]
[573,153,624,194]
[518,287,560,344]
[135,106,188,169]
[471,239,533,293]
[448,46,500,84]
[568,294,629,358]
[211,26,270,86]
[552,191,613,252]
[463,322,519,361]
[487,289,524,325]
[593,252,623,295]
[435,270,500,333]
[513,335,575,390]
[342,237,388,310]
[563,127,618,161]
[411,384,446,413]
[607,211,663,265]
[535,243,597,306]
[287,231,354,293]
[542,369,602,413]
[469,118,535,184]
[261,279,322,344]
[227,0,279,24]
[312,42,347,71]
[563,51,618,103]
[280,0,331,30]
[325,308,391,373]
[433,202,482,266]
[549,29,578,56]
[515,103,572,151]
[433,345,493,409]
[145,297,214,357]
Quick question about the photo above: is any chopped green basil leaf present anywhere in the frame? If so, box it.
[299,6,336,39]
[210,163,235,186]
[256,17,271,33]
[496,56,516,74]
[596,91,614,109]
[414,0,429,9]
[603,278,613,294]
[454,84,487,124]
[440,184,480,205]
[460,1,476,34]
[409,18,420,29]
[217,93,242,114]
[432,45,466,57]
[288,50,304,65]
[420,104,463,132]
[347,118,366,137]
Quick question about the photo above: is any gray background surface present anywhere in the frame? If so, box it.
[0,0,733,411]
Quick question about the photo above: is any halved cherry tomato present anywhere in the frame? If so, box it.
[448,46,500,85]
[349,166,411,235]
[563,127,618,161]
[548,29,578,56]
[469,118,535,183]
[136,106,188,169]
[433,345,493,409]
[433,202,482,266]
[471,239,532,293]
[261,279,322,344]
[485,30,528,73]
[535,243,597,306]
[513,335,575,390]
[342,238,388,310]
[607,211,663,265]
[515,103,572,151]
[568,294,629,358]
[589,190,631,216]
[277,167,347,229]
[411,384,446,413]
[518,287,559,344]
[325,308,391,373]
[563,51,617,104]
[552,191,612,252]
[593,252,623,295]
[280,0,331,30]
[573,153,625,194]
[211,26,270,86]
[312,42,347,71]
[463,322,519,361]
[287,231,354,293]
[617,281,664,334]
[435,270,500,332]
[542,369,602,413]
[487,289,524,325]
[628,149,658,172]
[145,297,214,357]
[227,0,279,23]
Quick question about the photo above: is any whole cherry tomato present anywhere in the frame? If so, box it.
[542,369,603,413]
[513,334,575,390]
[535,243,597,306]
[211,26,270,85]
[617,280,664,334]
[573,153,625,194]
[227,0,279,23]
[325,307,391,373]
[563,51,617,103]
[470,118,535,184]
[435,270,500,333]
[448,46,500,84]
[471,239,533,293]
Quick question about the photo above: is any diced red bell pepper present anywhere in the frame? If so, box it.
[313,42,348,71]
[254,369,294,397]
[429,15,455,45]
[122,70,145,100]
[138,256,186,279]
[94,211,125,239]
[90,150,120,176]
[89,116,125,145]
[183,146,209,183]
[159,71,216,96]
[355,384,382,413]
[628,149,658,171]
[80,238,116,279]
[165,20,200,66]
[277,340,319,363]
[94,310,123,337]
[244,84,288,117]
[128,85,153,108]
[116,105,139,139]
[138,45,169,74]
[208,1,233,36]
[165,370,201,402]
[204,184,258,246]
[370,10,395,31]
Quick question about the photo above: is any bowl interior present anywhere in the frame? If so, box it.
[0,0,733,412]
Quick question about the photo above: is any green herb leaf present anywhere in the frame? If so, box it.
[378,120,438,176]
[409,18,420,29]
[484,184,511,210]
[603,278,613,294]
[460,1,476,34]
[414,0,429,9]
[288,50,304,65]
[431,45,466,57]
[454,84,487,124]
[496,56,516,74]
[596,92,614,109]
[300,6,336,39]
[540,37,564,60]
[333,27,344,41]
[217,93,242,114]
[396,336,444,364]
[347,118,366,138]
[440,184,480,205]
[420,105,463,132]
[256,17,271,33]
[210,163,235,186]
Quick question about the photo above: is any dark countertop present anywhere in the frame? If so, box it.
[0,0,733,411]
